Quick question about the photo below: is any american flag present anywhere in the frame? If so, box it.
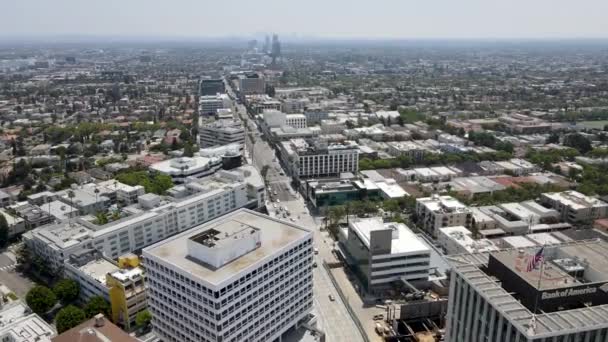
[526,247,545,272]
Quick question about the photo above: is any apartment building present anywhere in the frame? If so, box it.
[91,180,145,205]
[143,209,313,342]
[63,250,147,330]
[541,190,608,223]
[279,139,359,179]
[199,119,245,149]
[415,195,472,237]
[341,217,431,293]
[23,170,263,271]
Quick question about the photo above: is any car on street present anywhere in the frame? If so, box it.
[373,314,384,321]
[328,294,335,301]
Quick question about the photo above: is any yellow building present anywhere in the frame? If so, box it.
[106,255,147,330]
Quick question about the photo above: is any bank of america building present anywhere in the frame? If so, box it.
[446,239,608,342]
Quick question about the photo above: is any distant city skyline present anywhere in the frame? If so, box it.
[1,0,608,40]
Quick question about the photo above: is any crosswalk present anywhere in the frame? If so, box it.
[0,264,16,272]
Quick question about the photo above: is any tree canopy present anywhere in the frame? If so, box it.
[84,296,110,318]
[563,133,592,154]
[0,213,9,247]
[135,309,152,329]
[53,279,80,304]
[55,305,86,333]
[25,285,57,315]
[116,171,173,195]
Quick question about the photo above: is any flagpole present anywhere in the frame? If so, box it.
[530,244,546,332]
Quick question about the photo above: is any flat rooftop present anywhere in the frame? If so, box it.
[491,249,580,290]
[447,240,608,337]
[144,209,311,287]
[350,218,429,255]
[78,258,119,286]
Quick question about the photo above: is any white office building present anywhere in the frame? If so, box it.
[341,218,430,292]
[23,169,264,271]
[151,156,223,183]
[143,209,313,342]
[416,195,472,237]
[199,119,245,149]
[199,94,231,115]
[285,114,307,129]
[279,139,359,179]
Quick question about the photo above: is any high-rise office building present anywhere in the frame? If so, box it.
[200,78,225,96]
[143,209,313,342]
[446,240,608,342]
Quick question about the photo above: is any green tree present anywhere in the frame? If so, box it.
[0,213,8,247]
[53,279,80,304]
[56,305,86,333]
[84,296,110,318]
[183,143,196,157]
[546,133,560,144]
[135,309,152,329]
[563,133,592,154]
[25,286,57,315]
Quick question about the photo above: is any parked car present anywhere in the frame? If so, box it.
[328,295,335,301]
[373,314,384,321]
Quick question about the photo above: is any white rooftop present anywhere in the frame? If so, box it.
[143,209,311,288]
[350,217,429,256]
[0,301,55,342]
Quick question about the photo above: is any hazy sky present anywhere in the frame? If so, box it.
[2,0,608,40]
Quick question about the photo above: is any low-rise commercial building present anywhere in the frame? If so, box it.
[437,226,499,255]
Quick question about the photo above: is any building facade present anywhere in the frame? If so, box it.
[239,75,265,95]
[200,78,225,96]
[143,209,313,342]
[446,240,608,342]
[341,218,431,293]
[279,139,359,179]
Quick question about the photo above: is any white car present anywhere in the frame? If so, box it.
[273,204,277,209]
